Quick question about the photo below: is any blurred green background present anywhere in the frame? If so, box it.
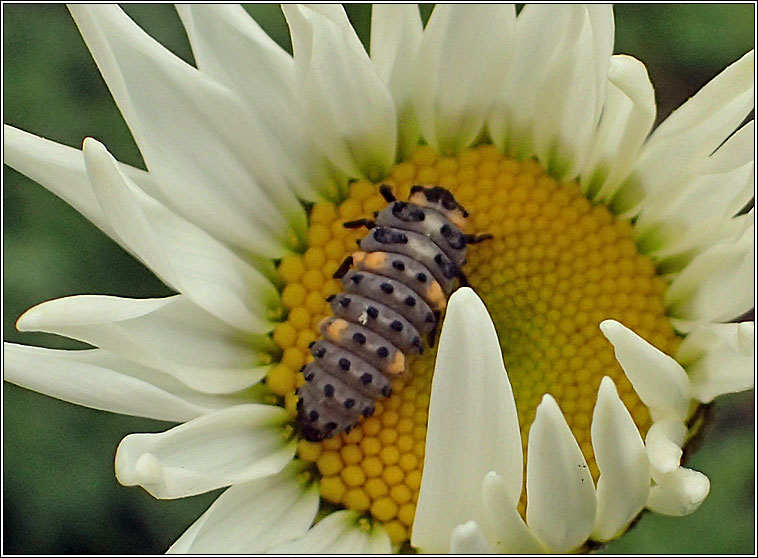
[3,4,754,554]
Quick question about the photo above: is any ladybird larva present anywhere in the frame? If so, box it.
[296,185,491,442]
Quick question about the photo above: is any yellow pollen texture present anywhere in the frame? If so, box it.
[269,144,680,544]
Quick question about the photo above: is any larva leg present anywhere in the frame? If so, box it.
[333,255,354,279]
[343,218,376,230]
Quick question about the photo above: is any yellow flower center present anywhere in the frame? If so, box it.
[268,144,680,545]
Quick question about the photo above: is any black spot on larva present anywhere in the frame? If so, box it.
[308,341,315,348]
[295,186,487,442]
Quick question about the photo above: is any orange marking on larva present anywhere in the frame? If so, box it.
[447,211,468,230]
[324,318,349,341]
[426,281,447,310]
[351,251,367,265]
[387,350,406,376]
[363,251,389,270]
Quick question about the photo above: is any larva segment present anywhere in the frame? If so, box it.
[408,185,469,230]
[309,340,392,400]
[358,227,460,292]
[351,251,447,311]
[375,202,468,267]
[320,317,408,377]
[341,270,436,336]
[328,293,424,355]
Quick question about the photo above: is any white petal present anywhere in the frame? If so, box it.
[370,4,424,159]
[283,4,396,180]
[412,288,522,554]
[645,419,686,475]
[17,294,271,394]
[635,121,754,258]
[69,5,305,256]
[526,394,596,553]
[412,4,514,154]
[581,55,656,202]
[3,124,155,250]
[613,50,754,215]
[82,138,280,333]
[647,467,710,516]
[591,377,650,541]
[114,404,295,498]
[175,4,341,202]
[480,472,548,554]
[269,510,391,554]
[3,343,244,422]
[170,462,319,553]
[490,5,613,179]
[677,321,755,403]
[665,221,754,323]
[599,320,691,422]
[450,521,494,554]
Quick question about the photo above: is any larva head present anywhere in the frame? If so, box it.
[409,185,468,230]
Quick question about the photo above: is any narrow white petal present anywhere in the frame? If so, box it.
[167,509,210,554]
[599,320,691,422]
[269,510,391,554]
[412,4,515,154]
[491,5,613,179]
[635,121,754,258]
[412,288,522,554]
[114,404,295,498]
[591,377,650,541]
[450,521,494,554]
[677,322,755,403]
[481,472,548,554]
[283,4,396,180]
[645,419,686,475]
[172,462,319,553]
[3,125,154,250]
[370,4,424,159]
[613,50,754,215]
[647,467,710,516]
[69,5,305,255]
[82,138,280,333]
[175,4,341,202]
[526,394,596,553]
[17,295,271,394]
[665,221,754,323]
[581,55,656,202]
[3,343,243,422]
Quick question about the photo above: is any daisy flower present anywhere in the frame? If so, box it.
[4,3,754,554]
